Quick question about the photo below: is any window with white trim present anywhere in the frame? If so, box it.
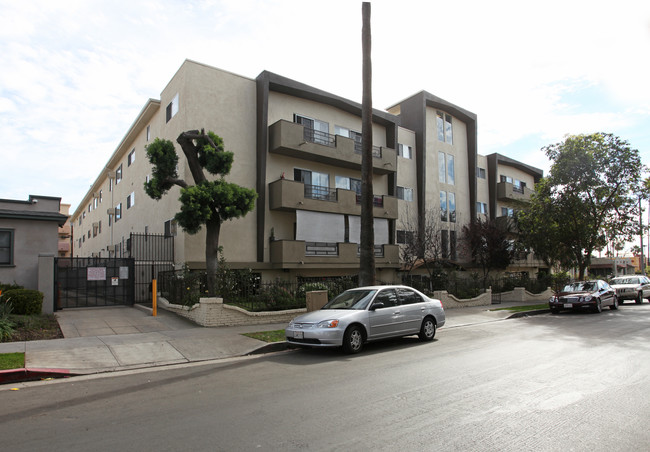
[437,111,453,144]
[127,192,135,209]
[166,93,179,123]
[477,202,488,215]
[0,229,14,265]
[128,148,135,166]
[115,203,122,221]
[396,186,413,202]
[477,167,486,179]
[398,143,412,159]
[116,164,123,184]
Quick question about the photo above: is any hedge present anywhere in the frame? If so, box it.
[1,289,44,315]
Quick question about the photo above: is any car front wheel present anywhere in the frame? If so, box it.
[609,296,618,310]
[418,317,436,341]
[637,292,643,304]
[593,298,602,313]
[342,325,364,354]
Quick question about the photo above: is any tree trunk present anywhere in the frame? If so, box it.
[205,218,221,296]
[359,1,376,287]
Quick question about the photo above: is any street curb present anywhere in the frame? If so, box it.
[507,309,551,319]
[0,368,78,385]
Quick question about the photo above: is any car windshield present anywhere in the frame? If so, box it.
[322,289,377,310]
[611,277,639,285]
[563,282,596,293]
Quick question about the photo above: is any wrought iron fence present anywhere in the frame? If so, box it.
[303,127,336,147]
[304,184,337,202]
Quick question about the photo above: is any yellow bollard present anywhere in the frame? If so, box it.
[152,279,157,316]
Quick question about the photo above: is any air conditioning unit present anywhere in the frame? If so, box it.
[92,222,99,228]
[107,170,116,179]
[107,208,115,215]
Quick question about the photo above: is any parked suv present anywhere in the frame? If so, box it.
[609,275,650,304]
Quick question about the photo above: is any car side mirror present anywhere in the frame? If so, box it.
[370,302,385,311]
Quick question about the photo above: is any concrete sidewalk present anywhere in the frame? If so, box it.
[0,301,548,380]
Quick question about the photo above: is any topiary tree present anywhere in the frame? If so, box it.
[145,129,257,296]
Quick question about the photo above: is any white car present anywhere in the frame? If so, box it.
[285,285,445,354]
[609,276,650,304]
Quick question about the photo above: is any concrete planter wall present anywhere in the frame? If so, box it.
[157,286,553,327]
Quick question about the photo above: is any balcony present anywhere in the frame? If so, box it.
[269,240,400,269]
[495,215,518,234]
[268,120,397,175]
[269,179,397,219]
[497,182,533,203]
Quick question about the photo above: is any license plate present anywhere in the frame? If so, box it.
[293,331,304,339]
[564,303,573,308]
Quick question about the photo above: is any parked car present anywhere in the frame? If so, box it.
[549,280,618,314]
[285,285,445,354]
[609,275,650,304]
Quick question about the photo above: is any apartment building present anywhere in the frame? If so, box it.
[71,59,540,282]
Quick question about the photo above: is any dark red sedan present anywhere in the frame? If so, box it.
[549,280,618,314]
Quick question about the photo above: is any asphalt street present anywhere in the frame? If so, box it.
[1,304,648,451]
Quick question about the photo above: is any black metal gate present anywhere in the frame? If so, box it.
[127,233,175,304]
[54,257,135,310]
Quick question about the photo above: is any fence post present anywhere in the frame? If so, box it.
[152,279,157,316]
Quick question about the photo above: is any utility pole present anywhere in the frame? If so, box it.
[640,196,645,275]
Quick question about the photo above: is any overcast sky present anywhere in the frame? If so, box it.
[1,0,649,213]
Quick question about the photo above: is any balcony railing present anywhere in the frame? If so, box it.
[513,185,525,194]
[355,193,384,207]
[303,127,336,147]
[353,141,383,158]
[306,242,338,256]
[357,245,385,257]
[304,184,337,202]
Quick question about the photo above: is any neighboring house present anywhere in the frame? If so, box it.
[70,59,542,283]
[589,257,635,278]
[0,195,68,290]
[58,203,72,258]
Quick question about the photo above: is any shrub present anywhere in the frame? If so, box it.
[0,295,15,341]
[0,282,23,293]
[1,289,43,315]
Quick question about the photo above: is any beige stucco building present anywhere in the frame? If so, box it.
[71,60,544,282]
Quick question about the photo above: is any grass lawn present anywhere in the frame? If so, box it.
[242,329,286,342]
[0,352,25,370]
[491,304,549,312]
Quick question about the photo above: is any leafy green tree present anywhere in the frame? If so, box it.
[145,130,257,295]
[462,217,514,289]
[518,133,643,280]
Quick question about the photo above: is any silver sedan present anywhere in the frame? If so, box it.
[285,285,445,354]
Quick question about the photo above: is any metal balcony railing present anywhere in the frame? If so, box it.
[304,184,338,202]
[303,127,336,147]
[355,194,384,207]
[353,141,382,158]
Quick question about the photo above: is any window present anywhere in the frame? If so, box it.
[477,167,486,179]
[116,164,123,184]
[0,229,14,265]
[109,177,114,192]
[99,190,103,203]
[396,186,413,202]
[396,230,414,244]
[335,176,361,194]
[398,144,412,159]
[295,168,331,200]
[501,207,514,217]
[295,114,330,145]
[500,175,513,184]
[477,202,488,215]
[436,111,453,144]
[448,192,456,223]
[438,151,446,183]
[127,192,135,209]
[164,219,177,237]
[115,203,122,221]
[440,191,447,221]
[441,230,449,257]
[88,203,91,213]
[166,93,179,123]
[128,149,135,166]
[146,125,151,141]
[447,154,455,185]
[93,197,98,209]
[450,230,457,260]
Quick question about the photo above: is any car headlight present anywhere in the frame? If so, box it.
[288,320,295,328]
[582,296,593,302]
[317,319,340,328]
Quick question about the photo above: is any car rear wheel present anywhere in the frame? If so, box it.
[609,296,618,310]
[342,325,364,354]
[593,298,602,313]
[418,317,436,341]
[550,308,560,314]
[636,292,643,304]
